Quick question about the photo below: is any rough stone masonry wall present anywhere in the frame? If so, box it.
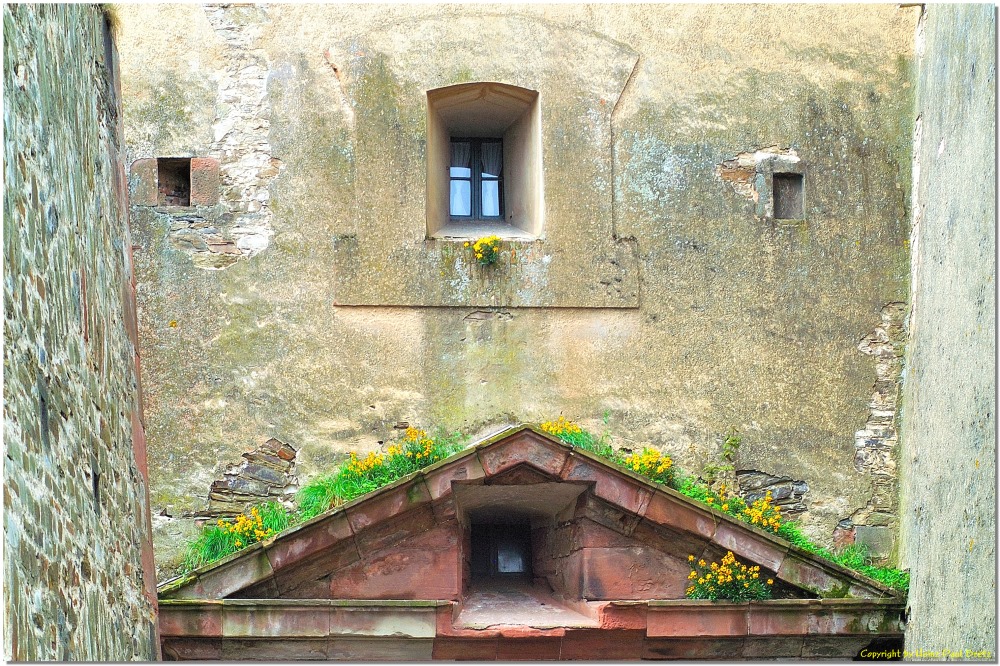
[116,4,919,577]
[899,4,996,657]
[3,5,159,660]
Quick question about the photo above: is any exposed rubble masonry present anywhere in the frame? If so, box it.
[205,438,299,517]
[203,4,281,258]
[735,470,810,516]
[846,302,907,560]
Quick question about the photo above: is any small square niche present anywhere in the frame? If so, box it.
[157,158,191,206]
[773,172,804,220]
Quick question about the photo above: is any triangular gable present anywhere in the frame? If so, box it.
[159,425,897,602]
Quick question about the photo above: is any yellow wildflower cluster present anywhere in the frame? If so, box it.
[465,235,501,265]
[686,550,773,601]
[400,426,436,461]
[704,483,734,513]
[624,447,674,485]
[539,416,583,438]
[743,491,782,533]
[216,506,273,549]
[346,450,387,476]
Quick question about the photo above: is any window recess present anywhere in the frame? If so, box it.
[426,82,543,240]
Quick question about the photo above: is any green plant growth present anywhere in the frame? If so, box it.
[539,415,618,460]
[177,418,909,596]
[702,427,741,483]
[539,418,908,594]
[182,501,293,572]
[297,427,467,520]
[686,550,774,601]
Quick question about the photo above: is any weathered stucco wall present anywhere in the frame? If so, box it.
[899,4,996,657]
[115,4,920,577]
[3,5,160,659]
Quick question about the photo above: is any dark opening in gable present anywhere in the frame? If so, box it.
[470,522,533,581]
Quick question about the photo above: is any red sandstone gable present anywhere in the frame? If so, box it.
[158,426,904,660]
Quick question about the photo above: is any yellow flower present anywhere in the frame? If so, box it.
[767,579,774,585]
[688,555,695,562]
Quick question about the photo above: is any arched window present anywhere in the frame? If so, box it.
[426,82,543,240]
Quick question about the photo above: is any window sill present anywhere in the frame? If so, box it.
[430,221,537,242]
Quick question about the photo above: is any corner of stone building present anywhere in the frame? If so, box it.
[3,4,160,659]
[898,1,996,654]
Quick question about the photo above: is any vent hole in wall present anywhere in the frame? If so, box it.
[157,158,191,206]
[773,172,804,219]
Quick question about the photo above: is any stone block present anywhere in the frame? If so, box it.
[575,517,633,548]
[495,636,562,660]
[643,637,746,659]
[647,602,749,637]
[190,157,220,206]
[562,456,652,516]
[855,525,895,560]
[747,600,820,635]
[813,600,905,635]
[158,603,223,637]
[561,629,645,659]
[800,635,873,658]
[643,491,718,540]
[712,520,787,573]
[328,605,437,638]
[183,548,274,600]
[241,462,287,485]
[162,637,223,661]
[353,504,437,557]
[432,637,499,660]
[776,553,849,598]
[327,637,434,661]
[272,539,359,596]
[266,513,354,571]
[478,432,569,478]
[130,158,157,206]
[743,635,805,658]
[581,547,686,600]
[345,477,431,534]
[632,520,708,561]
[423,454,486,501]
[222,603,329,638]
[597,602,648,631]
[221,637,329,660]
[581,496,642,536]
[330,525,461,600]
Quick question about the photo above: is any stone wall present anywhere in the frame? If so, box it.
[899,4,996,657]
[115,4,921,577]
[3,5,159,659]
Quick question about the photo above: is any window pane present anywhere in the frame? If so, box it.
[450,166,471,178]
[481,180,500,217]
[450,180,471,216]
[481,141,502,178]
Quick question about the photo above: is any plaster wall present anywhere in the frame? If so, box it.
[898,4,996,655]
[114,4,920,577]
[2,4,159,659]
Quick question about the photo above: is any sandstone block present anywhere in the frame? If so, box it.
[130,158,157,206]
[190,157,220,206]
